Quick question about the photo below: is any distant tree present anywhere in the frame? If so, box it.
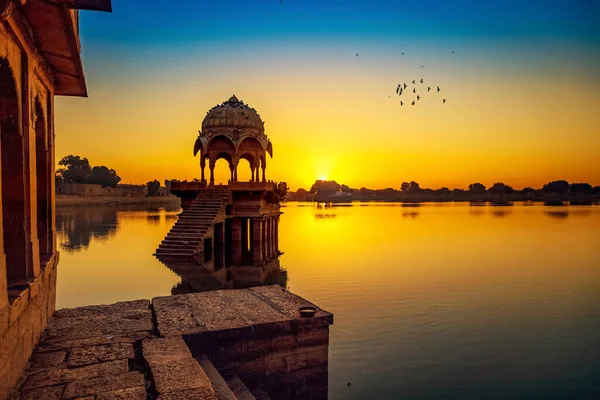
[594,186,600,194]
[408,181,421,194]
[488,182,514,195]
[310,180,341,195]
[542,180,569,194]
[452,188,465,196]
[468,182,486,194]
[146,180,161,196]
[569,183,593,194]
[521,187,535,193]
[91,166,121,188]
[400,182,410,193]
[55,174,64,187]
[436,187,451,196]
[341,184,352,193]
[57,155,92,184]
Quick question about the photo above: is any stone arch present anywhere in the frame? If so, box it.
[205,135,234,184]
[34,96,51,257]
[211,152,233,185]
[0,56,28,282]
[236,153,255,182]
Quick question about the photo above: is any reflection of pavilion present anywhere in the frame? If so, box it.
[157,256,288,295]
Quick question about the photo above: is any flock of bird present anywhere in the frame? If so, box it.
[395,78,446,106]
[357,51,454,107]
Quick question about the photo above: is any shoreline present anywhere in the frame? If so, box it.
[56,195,182,208]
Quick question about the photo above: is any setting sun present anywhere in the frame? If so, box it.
[318,176,328,182]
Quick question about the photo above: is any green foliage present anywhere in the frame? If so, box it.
[57,155,92,184]
[57,155,121,187]
[91,166,121,188]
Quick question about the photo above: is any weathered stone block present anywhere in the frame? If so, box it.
[62,371,145,399]
[8,288,29,325]
[29,350,66,370]
[0,320,20,362]
[28,279,39,299]
[143,336,191,362]
[68,342,134,367]
[20,384,64,400]
[40,332,151,353]
[151,357,214,396]
[295,328,329,347]
[96,386,147,400]
[152,296,198,337]
[0,304,9,337]
[157,387,216,400]
[23,359,129,389]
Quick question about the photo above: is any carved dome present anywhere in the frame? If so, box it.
[201,95,264,135]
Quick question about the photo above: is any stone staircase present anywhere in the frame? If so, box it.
[155,189,231,258]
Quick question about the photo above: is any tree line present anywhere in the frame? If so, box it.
[288,179,600,199]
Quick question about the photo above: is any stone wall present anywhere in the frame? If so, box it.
[57,183,148,197]
[0,255,58,399]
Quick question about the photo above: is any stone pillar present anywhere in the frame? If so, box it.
[275,215,280,255]
[267,217,274,260]
[22,59,40,278]
[270,217,277,258]
[231,218,242,265]
[209,164,215,185]
[262,165,266,182]
[252,218,263,266]
[241,218,248,254]
[200,157,205,182]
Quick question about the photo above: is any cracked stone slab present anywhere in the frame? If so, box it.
[62,371,145,399]
[67,343,134,367]
[20,385,64,400]
[96,386,148,400]
[22,359,129,390]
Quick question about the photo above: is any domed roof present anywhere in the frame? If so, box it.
[201,95,264,135]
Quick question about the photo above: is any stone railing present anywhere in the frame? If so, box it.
[170,181,277,192]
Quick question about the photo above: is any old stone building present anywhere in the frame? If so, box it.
[0,1,111,397]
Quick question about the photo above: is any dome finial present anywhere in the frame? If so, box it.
[228,94,239,103]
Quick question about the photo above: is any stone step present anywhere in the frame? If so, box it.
[223,373,256,400]
[195,355,238,400]
[158,243,200,250]
[155,250,198,256]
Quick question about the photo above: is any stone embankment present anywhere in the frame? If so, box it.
[14,286,333,400]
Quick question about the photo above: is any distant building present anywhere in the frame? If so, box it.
[56,183,148,197]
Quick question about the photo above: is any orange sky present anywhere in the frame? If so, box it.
[54,6,600,191]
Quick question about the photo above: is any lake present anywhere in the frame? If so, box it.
[55,202,600,399]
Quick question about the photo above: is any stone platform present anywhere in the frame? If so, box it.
[14,286,333,400]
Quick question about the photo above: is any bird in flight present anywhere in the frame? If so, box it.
[451,51,455,53]
[427,86,431,92]
[356,54,359,56]
[421,65,424,68]
[411,101,415,106]
[413,88,416,93]
[420,79,424,84]
[403,83,407,89]
[402,52,404,55]
[412,80,415,84]
[400,101,403,106]
[443,99,447,104]
[417,95,420,101]
[437,86,441,93]
[396,85,400,94]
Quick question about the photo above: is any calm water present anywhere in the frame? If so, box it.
[55,202,600,399]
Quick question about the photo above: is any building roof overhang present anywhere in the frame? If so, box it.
[3,0,112,97]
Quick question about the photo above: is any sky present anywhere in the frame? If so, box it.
[55,0,600,190]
